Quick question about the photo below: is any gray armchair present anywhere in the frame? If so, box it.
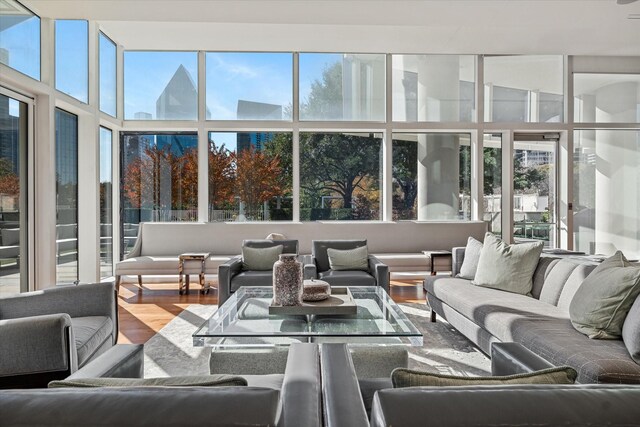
[0,282,118,388]
[305,240,389,293]
[218,239,299,305]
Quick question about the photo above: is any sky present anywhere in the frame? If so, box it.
[0,14,40,80]
[55,20,89,103]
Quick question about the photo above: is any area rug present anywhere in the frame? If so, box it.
[144,302,490,378]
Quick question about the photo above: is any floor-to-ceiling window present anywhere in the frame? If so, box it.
[208,132,293,221]
[483,134,502,236]
[513,134,558,247]
[0,93,28,295]
[392,133,472,220]
[55,108,78,283]
[120,132,198,256]
[99,127,113,278]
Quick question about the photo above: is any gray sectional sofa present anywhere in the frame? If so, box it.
[425,249,640,383]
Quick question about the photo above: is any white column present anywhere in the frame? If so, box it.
[415,56,461,220]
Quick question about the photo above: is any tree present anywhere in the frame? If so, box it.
[208,142,235,209]
[0,158,19,198]
[300,132,380,212]
[300,62,343,120]
[392,140,418,219]
[234,146,285,215]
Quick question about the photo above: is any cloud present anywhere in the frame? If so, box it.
[211,54,258,80]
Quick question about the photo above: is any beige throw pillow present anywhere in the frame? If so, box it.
[242,245,283,270]
[391,366,577,388]
[327,246,369,271]
[472,233,544,295]
[49,375,248,388]
[570,251,640,339]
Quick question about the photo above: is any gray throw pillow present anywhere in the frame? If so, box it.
[242,245,283,271]
[457,236,483,279]
[622,295,640,363]
[391,366,577,388]
[472,233,544,295]
[570,251,640,339]
[327,246,369,271]
[49,375,248,388]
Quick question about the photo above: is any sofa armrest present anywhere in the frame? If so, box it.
[280,343,322,427]
[320,344,369,427]
[301,255,317,280]
[65,344,144,380]
[217,256,243,305]
[490,342,555,376]
[451,246,466,277]
[123,224,143,259]
[368,255,389,294]
[0,314,76,378]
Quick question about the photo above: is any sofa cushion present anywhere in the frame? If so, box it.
[49,375,248,388]
[472,233,544,295]
[458,236,483,280]
[241,245,282,271]
[318,270,375,287]
[391,366,577,388]
[557,263,598,312]
[313,240,367,273]
[116,255,234,275]
[231,271,274,291]
[327,246,369,271]
[570,251,640,339]
[531,256,562,299]
[622,296,640,364]
[71,316,114,367]
[539,259,587,306]
[1,228,20,246]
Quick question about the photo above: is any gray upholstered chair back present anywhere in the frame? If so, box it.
[242,239,299,255]
[312,240,367,272]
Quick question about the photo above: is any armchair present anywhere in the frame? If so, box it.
[0,282,118,388]
[306,240,389,293]
[218,239,299,305]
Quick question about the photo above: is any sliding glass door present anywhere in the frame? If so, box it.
[0,93,29,295]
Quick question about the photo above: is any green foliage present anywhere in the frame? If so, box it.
[300,62,343,120]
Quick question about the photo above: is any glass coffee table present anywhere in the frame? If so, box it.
[193,286,423,347]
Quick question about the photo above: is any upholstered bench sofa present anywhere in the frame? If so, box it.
[425,249,640,383]
[115,221,487,290]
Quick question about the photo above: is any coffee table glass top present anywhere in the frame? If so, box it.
[193,286,423,347]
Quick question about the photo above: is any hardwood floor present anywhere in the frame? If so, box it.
[116,279,426,345]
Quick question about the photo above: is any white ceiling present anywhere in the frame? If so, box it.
[22,0,640,55]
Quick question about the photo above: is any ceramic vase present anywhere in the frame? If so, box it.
[273,254,303,306]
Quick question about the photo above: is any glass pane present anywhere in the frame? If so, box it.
[55,20,88,103]
[513,138,557,248]
[55,109,78,283]
[574,73,640,123]
[574,130,640,258]
[0,0,40,80]
[392,55,475,122]
[208,132,292,221]
[124,51,198,120]
[299,53,385,121]
[0,94,28,295]
[206,52,292,120]
[483,134,502,236]
[99,127,113,278]
[484,55,563,123]
[121,133,198,256]
[300,132,381,221]
[392,133,471,220]
[99,33,117,117]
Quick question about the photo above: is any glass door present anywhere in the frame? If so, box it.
[513,133,559,248]
[0,92,29,294]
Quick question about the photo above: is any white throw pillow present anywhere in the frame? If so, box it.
[457,236,483,280]
[472,233,543,295]
[327,246,369,271]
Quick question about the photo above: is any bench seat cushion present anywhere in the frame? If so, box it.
[116,255,234,275]
[71,316,114,367]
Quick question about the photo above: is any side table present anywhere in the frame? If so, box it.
[422,250,452,276]
[178,252,211,295]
